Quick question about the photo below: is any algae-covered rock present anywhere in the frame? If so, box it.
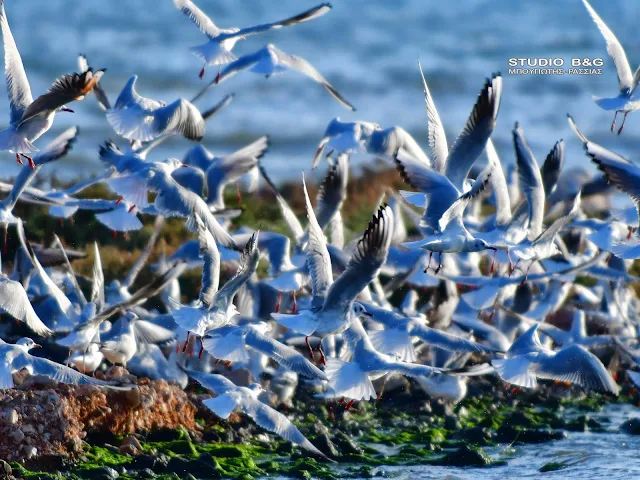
[620,417,640,435]
[452,426,494,445]
[539,461,567,472]
[495,425,567,444]
[435,445,492,467]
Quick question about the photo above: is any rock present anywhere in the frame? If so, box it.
[80,466,120,479]
[137,469,156,479]
[145,428,181,443]
[21,424,36,435]
[5,408,18,425]
[452,427,494,445]
[621,418,640,435]
[119,436,142,456]
[129,453,168,472]
[431,401,454,417]
[23,446,37,459]
[9,429,24,443]
[166,457,220,479]
[332,431,364,455]
[495,425,567,444]
[436,445,492,466]
[444,414,461,430]
[313,432,340,459]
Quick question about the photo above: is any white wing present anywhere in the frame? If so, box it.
[581,0,633,91]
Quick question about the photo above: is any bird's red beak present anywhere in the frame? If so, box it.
[33,344,42,348]
[62,107,74,113]
[181,163,190,168]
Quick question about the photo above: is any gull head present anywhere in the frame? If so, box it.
[469,239,496,253]
[351,302,373,319]
[16,338,41,352]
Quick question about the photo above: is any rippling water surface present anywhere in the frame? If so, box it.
[3,0,640,183]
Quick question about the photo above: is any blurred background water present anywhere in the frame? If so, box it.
[2,0,640,183]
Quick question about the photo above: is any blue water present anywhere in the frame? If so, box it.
[2,0,640,182]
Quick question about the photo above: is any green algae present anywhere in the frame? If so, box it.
[539,461,568,472]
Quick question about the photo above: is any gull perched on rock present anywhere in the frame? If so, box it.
[580,0,640,134]
[0,0,103,167]
[182,367,332,461]
[193,44,354,111]
[174,0,332,79]
[491,324,619,394]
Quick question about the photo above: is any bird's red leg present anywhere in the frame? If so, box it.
[611,111,618,132]
[318,341,327,366]
[490,249,497,274]
[275,293,282,313]
[618,112,629,135]
[112,231,118,239]
[236,182,242,204]
[345,399,355,411]
[291,291,297,314]
[199,66,206,79]
[215,66,221,84]
[305,336,316,362]
[128,204,136,213]
[520,263,532,287]
[182,332,191,353]
[224,360,232,368]
[199,337,205,359]
[115,196,124,206]
[20,153,35,169]
[15,153,22,165]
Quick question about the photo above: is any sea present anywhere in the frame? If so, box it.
[3,0,640,185]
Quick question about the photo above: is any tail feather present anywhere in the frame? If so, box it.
[325,357,376,401]
[271,312,317,336]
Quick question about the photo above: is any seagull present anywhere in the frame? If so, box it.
[106,75,205,142]
[201,321,328,381]
[181,367,332,461]
[491,323,619,394]
[325,317,443,402]
[312,118,380,168]
[359,302,500,362]
[0,126,78,251]
[183,136,269,209]
[568,114,640,259]
[0,0,103,167]
[171,219,259,353]
[192,44,354,111]
[174,0,332,79]
[0,337,126,389]
[0,247,51,337]
[580,0,640,134]
[100,312,176,367]
[68,343,104,374]
[272,177,393,364]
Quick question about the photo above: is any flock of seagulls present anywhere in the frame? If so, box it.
[0,0,639,462]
